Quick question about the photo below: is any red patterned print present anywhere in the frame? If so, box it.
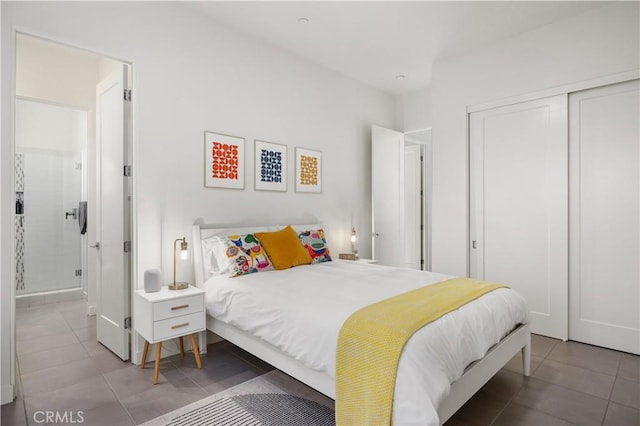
[211,142,239,180]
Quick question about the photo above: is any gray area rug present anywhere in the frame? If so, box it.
[141,370,335,426]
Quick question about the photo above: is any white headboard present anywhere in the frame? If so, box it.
[192,222,321,288]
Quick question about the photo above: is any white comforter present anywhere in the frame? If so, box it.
[203,260,528,425]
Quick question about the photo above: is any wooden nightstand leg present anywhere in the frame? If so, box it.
[140,340,150,369]
[189,334,202,369]
[179,336,185,356]
[153,341,162,385]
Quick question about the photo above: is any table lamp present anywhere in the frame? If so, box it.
[169,237,189,290]
[351,227,358,259]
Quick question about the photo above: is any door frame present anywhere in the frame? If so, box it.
[2,27,137,402]
[404,127,433,271]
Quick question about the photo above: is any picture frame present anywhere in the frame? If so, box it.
[204,131,245,189]
[295,147,322,193]
[254,140,287,192]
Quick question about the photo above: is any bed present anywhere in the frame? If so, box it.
[193,222,531,425]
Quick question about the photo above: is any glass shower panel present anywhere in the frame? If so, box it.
[17,149,82,294]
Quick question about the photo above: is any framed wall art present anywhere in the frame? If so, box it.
[295,147,322,193]
[255,140,287,191]
[204,131,245,189]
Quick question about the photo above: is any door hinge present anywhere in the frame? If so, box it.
[75,269,82,277]
[420,155,424,162]
[124,165,132,177]
[124,317,131,329]
[420,224,424,231]
[124,89,132,102]
[124,241,131,253]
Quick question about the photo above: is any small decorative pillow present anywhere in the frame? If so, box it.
[255,225,313,270]
[298,229,332,264]
[210,233,274,277]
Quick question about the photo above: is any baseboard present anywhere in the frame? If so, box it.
[86,305,96,316]
[1,384,15,405]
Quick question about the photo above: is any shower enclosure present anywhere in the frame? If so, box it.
[15,99,87,296]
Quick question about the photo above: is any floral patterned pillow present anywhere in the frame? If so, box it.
[211,233,274,277]
[298,229,332,264]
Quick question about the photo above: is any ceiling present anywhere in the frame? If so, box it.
[186,1,608,95]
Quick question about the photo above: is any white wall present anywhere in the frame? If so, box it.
[431,2,640,276]
[16,99,86,152]
[396,86,432,132]
[1,2,396,399]
[16,35,99,108]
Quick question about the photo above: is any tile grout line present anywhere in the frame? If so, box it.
[600,355,624,425]
[100,369,138,426]
[504,339,596,424]
[16,357,30,426]
[485,338,556,426]
[544,343,623,377]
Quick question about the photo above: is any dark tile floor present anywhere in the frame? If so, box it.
[2,299,639,426]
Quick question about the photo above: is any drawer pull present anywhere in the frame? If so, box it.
[171,322,190,329]
[171,304,189,311]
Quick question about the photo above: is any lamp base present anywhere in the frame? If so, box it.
[168,281,189,290]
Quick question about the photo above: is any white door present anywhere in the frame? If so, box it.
[372,125,404,267]
[569,80,639,354]
[470,95,568,340]
[95,66,130,360]
[404,143,422,270]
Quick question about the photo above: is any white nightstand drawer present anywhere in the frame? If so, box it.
[153,312,204,341]
[153,294,203,321]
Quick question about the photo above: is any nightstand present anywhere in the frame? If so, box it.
[134,285,205,384]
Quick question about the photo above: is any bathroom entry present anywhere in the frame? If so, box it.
[15,99,86,296]
[14,33,132,360]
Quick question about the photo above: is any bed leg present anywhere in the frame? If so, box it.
[522,340,531,377]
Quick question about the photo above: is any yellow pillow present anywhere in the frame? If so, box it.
[255,225,312,270]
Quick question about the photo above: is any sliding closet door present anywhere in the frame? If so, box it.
[470,95,568,339]
[569,80,639,354]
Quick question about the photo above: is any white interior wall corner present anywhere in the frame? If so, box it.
[399,86,433,132]
[431,2,640,277]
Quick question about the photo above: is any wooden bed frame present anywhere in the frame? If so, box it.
[193,223,531,424]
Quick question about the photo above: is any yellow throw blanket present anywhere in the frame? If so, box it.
[335,277,507,426]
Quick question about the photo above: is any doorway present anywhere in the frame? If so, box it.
[371,125,432,270]
[13,33,133,364]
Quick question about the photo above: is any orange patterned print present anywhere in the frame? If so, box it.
[212,142,239,180]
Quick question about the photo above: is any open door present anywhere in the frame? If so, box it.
[95,65,131,360]
[372,125,404,267]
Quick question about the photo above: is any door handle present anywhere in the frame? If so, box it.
[373,232,380,237]
[90,242,101,249]
[472,240,477,249]
[65,208,78,220]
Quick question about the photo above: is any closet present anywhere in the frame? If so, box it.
[469,79,639,354]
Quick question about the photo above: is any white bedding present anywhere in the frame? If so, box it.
[203,260,529,425]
